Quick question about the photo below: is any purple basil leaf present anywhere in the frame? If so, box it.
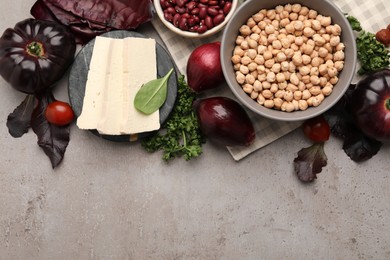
[343,132,382,162]
[294,143,327,183]
[31,92,70,168]
[6,95,36,138]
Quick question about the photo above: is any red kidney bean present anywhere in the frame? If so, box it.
[198,3,207,8]
[209,0,219,5]
[176,0,188,7]
[179,17,189,30]
[204,15,214,29]
[199,7,207,19]
[207,6,219,16]
[181,13,190,19]
[187,17,196,27]
[168,0,176,4]
[186,1,196,10]
[223,2,232,15]
[164,12,174,22]
[219,0,226,7]
[200,0,209,4]
[166,6,176,14]
[173,13,181,27]
[191,8,200,15]
[197,24,208,33]
[175,6,186,14]
[189,25,199,32]
[213,13,225,26]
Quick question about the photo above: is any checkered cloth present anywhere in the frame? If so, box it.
[151,0,390,161]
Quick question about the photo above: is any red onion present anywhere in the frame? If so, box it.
[186,41,224,92]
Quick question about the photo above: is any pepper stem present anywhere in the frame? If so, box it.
[386,98,390,111]
[26,41,44,58]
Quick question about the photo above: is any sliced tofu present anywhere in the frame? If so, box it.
[77,36,160,136]
[120,37,160,134]
[76,36,111,130]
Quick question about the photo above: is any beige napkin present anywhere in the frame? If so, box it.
[151,0,390,160]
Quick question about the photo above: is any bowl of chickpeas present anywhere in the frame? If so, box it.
[220,0,357,121]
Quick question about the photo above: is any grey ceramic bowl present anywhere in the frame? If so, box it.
[221,0,357,121]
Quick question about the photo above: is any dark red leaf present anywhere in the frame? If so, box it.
[31,91,70,168]
[6,95,37,138]
[294,143,327,183]
[343,132,382,162]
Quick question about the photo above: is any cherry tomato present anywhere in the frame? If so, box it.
[45,101,74,126]
[302,115,330,143]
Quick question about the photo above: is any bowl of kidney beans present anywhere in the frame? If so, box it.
[154,0,238,38]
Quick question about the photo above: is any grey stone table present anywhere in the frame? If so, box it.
[0,1,389,259]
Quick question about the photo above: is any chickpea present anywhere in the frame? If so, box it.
[320,16,332,27]
[258,21,267,30]
[301,75,310,84]
[271,63,282,73]
[289,12,299,21]
[303,27,315,37]
[290,73,300,85]
[257,45,267,54]
[253,80,262,92]
[302,54,311,65]
[252,12,265,22]
[322,85,333,96]
[248,39,258,49]
[265,25,276,34]
[318,47,328,58]
[264,99,275,108]
[266,72,276,83]
[272,40,282,50]
[247,18,257,28]
[247,49,257,60]
[283,91,294,102]
[264,59,275,68]
[292,53,303,66]
[311,57,323,67]
[299,6,309,15]
[308,9,317,19]
[334,61,344,71]
[329,76,338,85]
[231,55,241,64]
[240,40,249,50]
[240,56,251,65]
[236,72,246,84]
[239,25,251,36]
[240,65,249,74]
[248,62,258,72]
[266,9,276,20]
[302,89,311,100]
[275,5,284,14]
[329,36,340,47]
[299,66,310,76]
[280,18,290,28]
[284,48,295,59]
[278,81,288,90]
[313,34,326,46]
[285,23,295,34]
[270,83,279,93]
[251,25,261,34]
[243,84,254,93]
[254,55,265,65]
[281,61,290,71]
[294,90,303,100]
[298,100,309,110]
[302,44,314,55]
[250,91,259,99]
[286,83,298,92]
[234,63,241,71]
[319,77,328,87]
[262,89,273,99]
[333,50,345,61]
[275,52,287,63]
[295,36,304,46]
[294,20,304,31]
[309,86,321,95]
[234,47,245,56]
[274,98,283,109]
[263,50,273,60]
[311,20,322,31]
[327,67,338,77]
[257,94,265,105]
[335,42,345,51]
[262,81,271,89]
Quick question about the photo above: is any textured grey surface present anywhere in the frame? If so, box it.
[0,1,390,259]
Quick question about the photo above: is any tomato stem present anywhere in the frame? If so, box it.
[26,41,44,58]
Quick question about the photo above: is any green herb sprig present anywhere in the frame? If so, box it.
[347,15,390,75]
[141,75,205,161]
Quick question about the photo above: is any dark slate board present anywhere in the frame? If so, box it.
[68,30,178,142]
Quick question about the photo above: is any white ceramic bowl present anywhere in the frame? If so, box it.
[153,0,238,38]
[221,0,357,121]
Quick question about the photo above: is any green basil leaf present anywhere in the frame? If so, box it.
[134,68,174,115]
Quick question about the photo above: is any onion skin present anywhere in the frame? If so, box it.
[193,97,255,146]
[351,69,390,142]
[186,42,224,93]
